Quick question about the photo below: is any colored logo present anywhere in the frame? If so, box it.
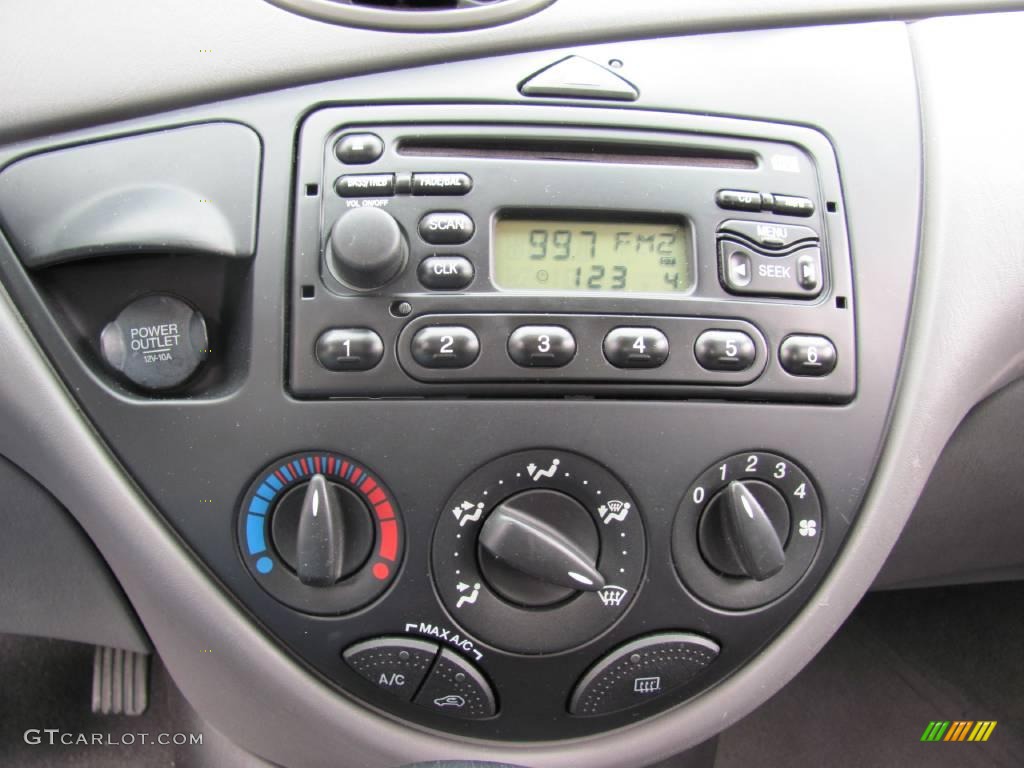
[921,721,997,742]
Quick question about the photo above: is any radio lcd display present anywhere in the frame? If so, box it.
[493,216,693,293]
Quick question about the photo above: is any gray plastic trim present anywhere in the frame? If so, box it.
[0,454,150,653]
[266,0,557,31]
[0,123,262,268]
[1,0,1023,145]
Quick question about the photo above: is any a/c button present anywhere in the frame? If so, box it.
[343,636,439,701]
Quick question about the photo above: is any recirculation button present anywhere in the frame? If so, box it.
[569,632,720,716]
[343,637,438,701]
[413,648,497,720]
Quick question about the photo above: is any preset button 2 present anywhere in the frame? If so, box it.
[411,326,480,368]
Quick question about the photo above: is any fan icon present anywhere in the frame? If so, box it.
[798,519,817,537]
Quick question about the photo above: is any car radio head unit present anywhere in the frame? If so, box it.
[288,105,855,402]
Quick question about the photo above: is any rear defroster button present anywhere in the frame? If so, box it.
[569,633,720,716]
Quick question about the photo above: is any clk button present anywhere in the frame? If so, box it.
[418,255,474,290]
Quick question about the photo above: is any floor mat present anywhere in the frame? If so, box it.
[0,635,207,767]
[715,581,1024,768]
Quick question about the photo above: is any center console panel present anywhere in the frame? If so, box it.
[0,25,920,757]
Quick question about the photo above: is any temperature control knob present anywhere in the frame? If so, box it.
[238,452,404,614]
[326,207,407,290]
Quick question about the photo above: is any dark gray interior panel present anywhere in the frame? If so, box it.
[0,454,149,653]
[0,20,930,766]
[0,123,262,268]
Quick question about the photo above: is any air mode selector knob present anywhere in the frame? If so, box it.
[327,207,407,290]
[478,489,605,607]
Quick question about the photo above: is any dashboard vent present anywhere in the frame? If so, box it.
[266,0,554,30]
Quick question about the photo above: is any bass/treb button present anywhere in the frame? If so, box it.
[569,633,720,716]
[508,325,576,368]
[418,212,475,245]
[413,648,497,720]
[411,326,480,368]
[334,173,395,198]
[343,637,438,701]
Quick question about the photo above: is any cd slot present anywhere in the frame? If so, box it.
[397,137,757,169]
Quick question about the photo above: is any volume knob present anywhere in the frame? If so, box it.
[327,207,407,290]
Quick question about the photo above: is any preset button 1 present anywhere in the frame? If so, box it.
[410,326,480,369]
[315,328,384,371]
[508,326,576,368]
[603,327,669,368]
